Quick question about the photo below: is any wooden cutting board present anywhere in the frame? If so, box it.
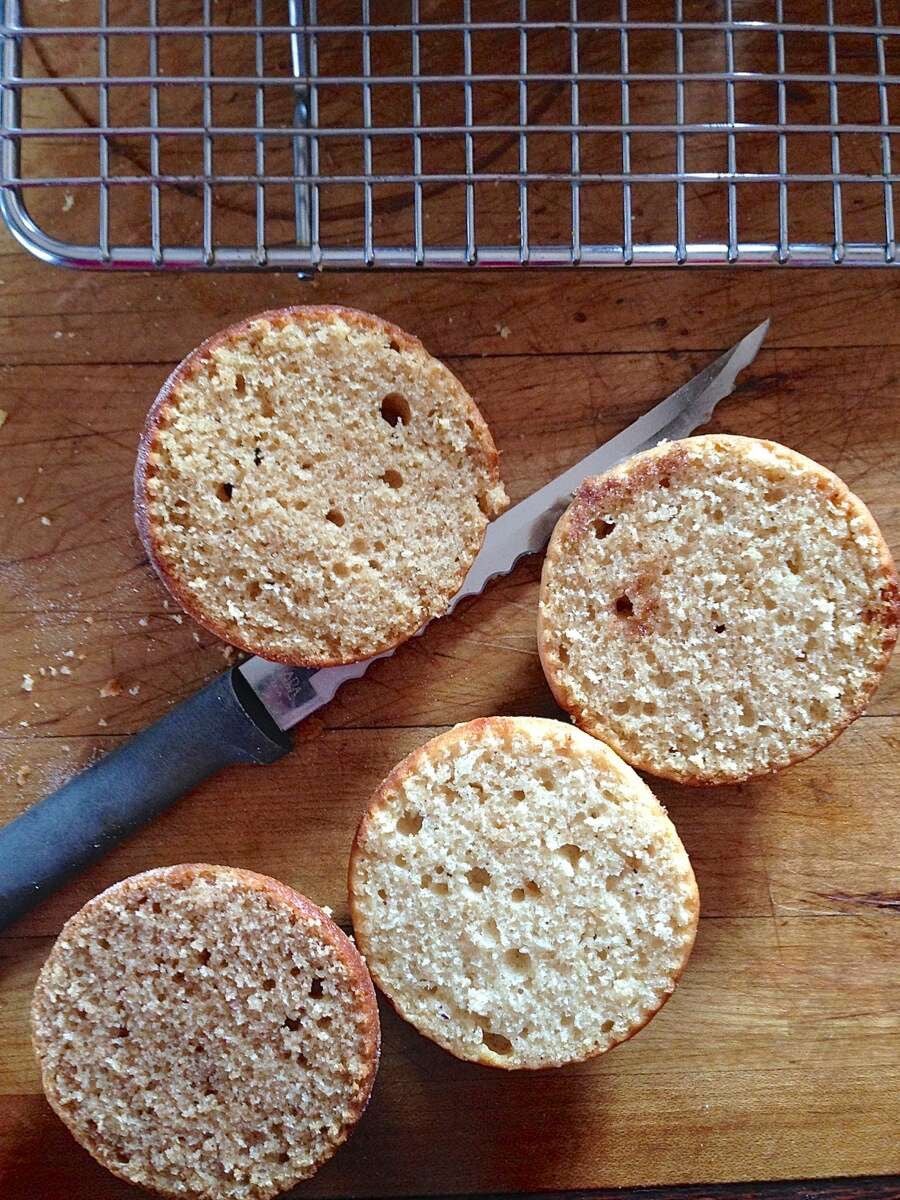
[0,233,898,1199]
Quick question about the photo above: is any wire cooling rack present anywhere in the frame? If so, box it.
[1,1,899,271]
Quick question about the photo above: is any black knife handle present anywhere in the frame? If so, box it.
[0,666,292,930]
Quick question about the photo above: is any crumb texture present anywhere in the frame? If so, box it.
[539,435,899,784]
[139,307,508,665]
[32,865,379,1200]
[349,717,698,1070]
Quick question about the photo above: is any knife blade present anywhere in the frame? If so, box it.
[0,320,769,928]
[240,317,770,731]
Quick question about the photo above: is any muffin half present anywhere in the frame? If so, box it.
[538,435,898,785]
[349,716,698,1070]
[135,306,508,665]
[32,864,380,1200]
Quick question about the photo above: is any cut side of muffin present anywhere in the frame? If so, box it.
[349,716,698,1070]
[538,434,899,786]
[135,306,508,666]
[32,864,380,1200]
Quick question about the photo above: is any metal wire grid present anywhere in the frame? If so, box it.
[1,2,899,271]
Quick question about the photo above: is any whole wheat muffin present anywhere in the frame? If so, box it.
[32,865,380,1200]
[135,306,508,666]
[349,716,698,1070]
[538,434,899,785]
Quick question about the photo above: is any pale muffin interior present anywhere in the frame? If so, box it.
[351,718,697,1070]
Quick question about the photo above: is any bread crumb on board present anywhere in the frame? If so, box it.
[99,679,123,699]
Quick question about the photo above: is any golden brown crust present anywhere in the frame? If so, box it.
[134,305,506,667]
[538,434,900,787]
[348,716,699,1071]
[32,863,380,1200]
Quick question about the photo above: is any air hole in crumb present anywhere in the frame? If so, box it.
[714,623,726,633]
[197,948,211,966]
[283,1016,301,1032]
[594,519,615,539]
[309,978,324,998]
[333,561,350,579]
[503,948,530,976]
[481,1029,513,1056]
[466,866,491,892]
[394,853,408,868]
[738,696,757,725]
[389,337,402,352]
[396,812,423,835]
[111,1026,129,1039]
[263,978,275,991]
[377,888,388,901]
[381,468,403,489]
[556,843,584,871]
[247,581,262,599]
[659,476,671,489]
[253,445,264,466]
[430,880,449,896]
[350,537,367,554]
[326,508,345,527]
[512,788,526,802]
[317,1015,331,1029]
[278,1151,291,1164]
[234,374,246,396]
[511,888,526,903]
[374,539,386,552]
[601,1019,615,1033]
[786,554,802,574]
[216,482,234,503]
[615,594,633,618]
[380,393,411,427]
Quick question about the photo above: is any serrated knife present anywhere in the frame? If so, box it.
[0,320,769,929]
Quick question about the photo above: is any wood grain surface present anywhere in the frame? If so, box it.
[1,215,899,1200]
